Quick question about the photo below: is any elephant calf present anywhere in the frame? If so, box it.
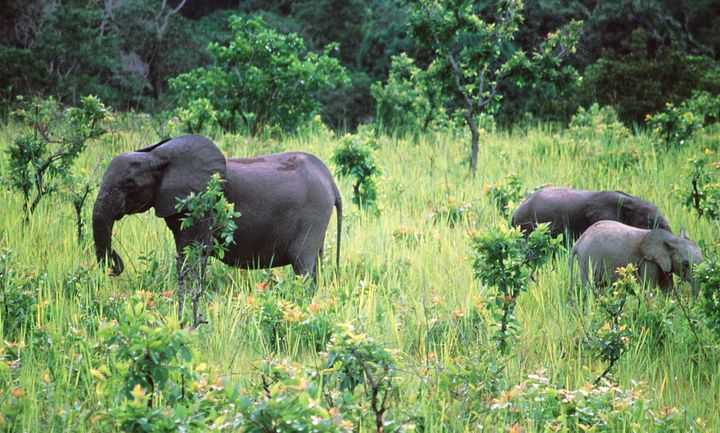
[512,187,671,239]
[569,220,703,292]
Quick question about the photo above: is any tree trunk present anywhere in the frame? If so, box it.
[464,108,480,175]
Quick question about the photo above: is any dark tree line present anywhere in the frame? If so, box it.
[1,0,719,128]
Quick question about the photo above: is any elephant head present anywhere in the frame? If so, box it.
[92,135,226,275]
[618,195,672,232]
[639,228,703,281]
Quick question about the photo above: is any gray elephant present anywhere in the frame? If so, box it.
[511,187,671,239]
[92,135,342,321]
[569,220,702,292]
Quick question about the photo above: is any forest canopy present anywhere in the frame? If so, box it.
[1,0,719,129]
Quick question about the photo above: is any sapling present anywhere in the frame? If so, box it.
[332,132,380,212]
[471,223,560,354]
[6,95,109,219]
[586,265,637,384]
[174,173,241,329]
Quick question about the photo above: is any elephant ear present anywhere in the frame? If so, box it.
[639,229,675,274]
[141,135,227,218]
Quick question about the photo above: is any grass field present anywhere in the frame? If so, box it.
[1,117,719,432]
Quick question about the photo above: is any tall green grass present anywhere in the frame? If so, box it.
[0,118,719,431]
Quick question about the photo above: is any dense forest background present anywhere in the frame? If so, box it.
[1,0,719,129]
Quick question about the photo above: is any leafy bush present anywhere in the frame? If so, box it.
[246,274,337,351]
[483,172,524,218]
[580,28,720,125]
[172,97,219,135]
[371,54,437,138]
[243,359,353,433]
[677,153,720,221]
[99,294,244,432]
[585,265,638,383]
[323,324,403,432]
[647,91,720,148]
[332,132,380,212]
[428,196,475,227]
[169,16,349,136]
[694,258,720,339]
[174,173,241,328]
[0,247,43,337]
[6,95,109,217]
[471,223,561,354]
[569,103,630,145]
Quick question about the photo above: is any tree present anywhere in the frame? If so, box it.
[169,15,349,136]
[406,0,580,174]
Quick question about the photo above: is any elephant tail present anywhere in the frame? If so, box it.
[333,182,343,267]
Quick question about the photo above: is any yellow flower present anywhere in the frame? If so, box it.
[131,384,146,400]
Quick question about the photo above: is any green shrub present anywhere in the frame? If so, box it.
[6,95,109,218]
[471,223,561,354]
[371,54,435,138]
[648,91,720,148]
[332,132,380,212]
[677,153,720,221]
[169,16,349,136]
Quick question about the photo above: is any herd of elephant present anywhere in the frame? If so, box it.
[92,135,703,320]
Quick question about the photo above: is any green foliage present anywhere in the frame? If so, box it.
[177,173,241,261]
[332,132,380,211]
[483,172,524,218]
[581,28,720,125]
[569,103,630,145]
[171,98,219,135]
[100,293,244,432]
[175,173,241,327]
[6,95,109,217]
[647,91,720,148]
[586,265,638,384]
[429,196,475,227]
[0,247,42,338]
[245,274,337,351]
[471,223,561,354]
[678,153,720,221]
[242,359,352,433]
[323,324,402,431]
[169,15,349,136]
[371,54,435,138]
[406,0,580,172]
[694,258,720,339]
[100,293,193,405]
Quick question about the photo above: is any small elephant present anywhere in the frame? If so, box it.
[511,187,671,239]
[92,135,342,322]
[569,220,703,292]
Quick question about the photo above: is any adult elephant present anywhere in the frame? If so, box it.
[92,135,342,323]
[511,187,671,239]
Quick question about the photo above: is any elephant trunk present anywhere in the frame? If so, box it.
[92,191,125,276]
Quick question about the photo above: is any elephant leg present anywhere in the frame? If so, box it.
[189,255,209,330]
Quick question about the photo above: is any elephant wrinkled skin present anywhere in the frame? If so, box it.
[92,135,342,319]
[511,187,671,239]
[569,220,703,292]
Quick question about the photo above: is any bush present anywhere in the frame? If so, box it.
[169,15,349,136]
[371,54,434,138]
[580,28,720,125]
[6,95,109,217]
[647,91,720,148]
[332,132,380,212]
[677,153,720,221]
[471,223,561,354]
